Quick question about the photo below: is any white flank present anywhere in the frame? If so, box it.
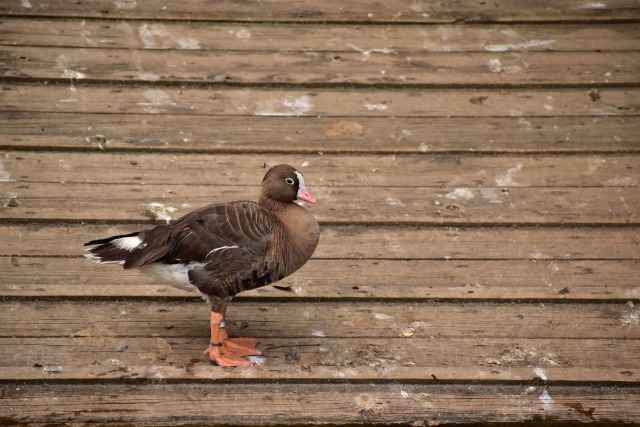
[139,262,205,289]
[112,236,143,251]
[206,245,239,258]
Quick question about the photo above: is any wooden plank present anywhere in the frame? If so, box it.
[3,257,639,301]
[2,0,638,23]
[5,151,640,188]
[3,19,639,53]
[3,113,640,154]
[3,84,637,118]
[1,181,637,225]
[1,300,637,340]
[2,383,638,425]
[0,337,637,383]
[1,224,637,260]
[4,46,639,86]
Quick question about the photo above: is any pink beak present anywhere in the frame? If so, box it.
[297,187,316,204]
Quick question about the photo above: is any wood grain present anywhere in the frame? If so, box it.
[1,0,639,423]
[5,151,640,187]
[3,257,639,301]
[0,337,637,382]
[2,0,638,23]
[3,383,638,425]
[1,224,637,260]
[2,181,637,224]
[2,84,637,117]
[3,113,640,154]
[4,46,639,86]
[1,300,636,340]
[3,19,639,53]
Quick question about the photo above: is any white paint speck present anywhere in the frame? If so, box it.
[115,0,137,9]
[137,89,177,106]
[495,164,523,186]
[621,311,639,325]
[254,96,312,116]
[539,390,554,411]
[247,355,266,365]
[312,330,326,337]
[400,390,409,398]
[604,177,637,186]
[0,162,14,182]
[418,143,429,152]
[485,40,555,52]
[177,37,200,50]
[386,197,404,207]
[487,59,503,73]
[375,313,394,321]
[580,2,606,8]
[364,102,388,111]
[533,367,547,381]
[445,188,475,200]
[138,24,162,49]
[21,0,32,8]
[147,202,177,223]
[150,366,164,379]
[234,29,252,40]
[348,43,397,60]
[55,54,87,80]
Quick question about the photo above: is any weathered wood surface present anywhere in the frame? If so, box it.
[5,151,640,187]
[3,85,639,116]
[4,46,639,86]
[2,0,639,23]
[0,300,638,382]
[2,384,638,425]
[2,224,638,260]
[3,20,640,53]
[1,0,640,425]
[3,181,638,224]
[4,257,640,301]
[3,113,640,154]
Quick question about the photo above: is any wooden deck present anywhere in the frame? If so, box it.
[1,1,639,425]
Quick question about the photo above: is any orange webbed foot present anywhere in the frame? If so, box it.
[203,341,254,367]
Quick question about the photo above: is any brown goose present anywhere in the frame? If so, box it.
[85,164,320,366]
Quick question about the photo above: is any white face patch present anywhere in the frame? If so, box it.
[294,170,306,189]
[111,236,143,251]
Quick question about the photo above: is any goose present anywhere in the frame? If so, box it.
[85,164,320,366]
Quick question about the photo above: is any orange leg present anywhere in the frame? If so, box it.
[203,311,261,366]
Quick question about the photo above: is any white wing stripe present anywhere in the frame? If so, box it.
[206,245,239,258]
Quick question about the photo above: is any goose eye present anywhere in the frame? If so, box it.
[285,177,295,185]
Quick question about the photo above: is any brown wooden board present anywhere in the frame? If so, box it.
[1,224,638,260]
[3,257,639,301]
[1,300,637,341]
[2,383,638,425]
[2,0,639,23]
[3,46,639,86]
[0,336,638,383]
[4,151,639,188]
[3,19,640,53]
[3,113,640,154]
[2,84,637,118]
[1,180,637,225]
